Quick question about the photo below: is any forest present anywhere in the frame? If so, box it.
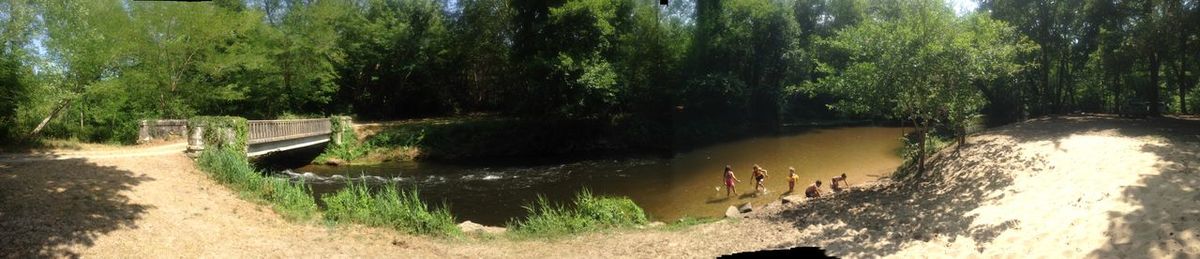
[0,0,1196,147]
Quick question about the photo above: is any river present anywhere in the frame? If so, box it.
[289,126,909,226]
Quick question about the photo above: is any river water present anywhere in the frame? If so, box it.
[292,126,908,226]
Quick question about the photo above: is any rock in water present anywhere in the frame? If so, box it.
[330,175,347,181]
[739,202,753,213]
[300,172,320,181]
[725,206,740,218]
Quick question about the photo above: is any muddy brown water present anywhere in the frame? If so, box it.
[294,126,908,226]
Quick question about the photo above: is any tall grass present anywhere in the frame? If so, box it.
[508,189,648,237]
[321,181,460,237]
[195,148,318,221]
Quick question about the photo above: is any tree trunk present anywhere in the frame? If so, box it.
[1179,54,1189,114]
[916,123,926,173]
[1040,51,1051,115]
[29,99,71,137]
[1149,51,1162,116]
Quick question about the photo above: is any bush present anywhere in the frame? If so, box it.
[321,181,460,237]
[195,147,318,221]
[508,189,648,237]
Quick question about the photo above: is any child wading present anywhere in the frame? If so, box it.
[723,165,742,197]
[751,164,769,193]
[787,167,799,193]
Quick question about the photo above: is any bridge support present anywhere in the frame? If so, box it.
[186,116,249,157]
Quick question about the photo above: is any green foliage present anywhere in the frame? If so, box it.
[188,116,249,153]
[348,116,667,161]
[816,0,1029,162]
[314,116,366,163]
[0,53,27,142]
[195,147,318,221]
[320,181,460,237]
[508,189,648,238]
[894,132,952,179]
[683,0,799,126]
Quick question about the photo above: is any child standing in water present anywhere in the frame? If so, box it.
[723,165,742,197]
[787,167,799,193]
[752,164,769,193]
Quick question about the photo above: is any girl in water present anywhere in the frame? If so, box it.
[724,165,742,196]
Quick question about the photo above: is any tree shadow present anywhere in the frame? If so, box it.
[759,118,1066,257]
[0,156,153,258]
[1088,116,1200,257]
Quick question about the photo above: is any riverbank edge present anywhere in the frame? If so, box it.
[314,115,673,165]
[315,116,914,166]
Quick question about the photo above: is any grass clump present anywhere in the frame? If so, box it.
[195,147,318,221]
[321,181,460,237]
[508,189,648,237]
[663,216,720,231]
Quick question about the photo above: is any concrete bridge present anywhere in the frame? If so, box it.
[176,117,350,157]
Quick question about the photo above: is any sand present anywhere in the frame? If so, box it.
[1,115,1197,258]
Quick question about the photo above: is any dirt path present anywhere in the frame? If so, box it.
[1,115,1197,258]
[0,142,187,163]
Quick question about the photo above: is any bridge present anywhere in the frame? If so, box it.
[175,117,350,157]
[245,119,335,156]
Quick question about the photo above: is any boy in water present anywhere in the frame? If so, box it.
[751,164,769,193]
[805,180,822,198]
[787,167,799,192]
[831,173,848,192]
[723,165,742,197]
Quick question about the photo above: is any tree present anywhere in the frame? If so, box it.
[818,0,1027,172]
[0,0,37,141]
[683,0,798,126]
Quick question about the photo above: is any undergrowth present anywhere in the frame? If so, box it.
[508,189,648,238]
[321,180,461,237]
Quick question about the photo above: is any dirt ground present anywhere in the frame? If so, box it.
[1,115,1197,258]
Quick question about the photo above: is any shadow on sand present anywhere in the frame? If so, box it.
[0,156,153,258]
[761,134,1041,257]
[1084,116,1200,257]
[762,115,1200,257]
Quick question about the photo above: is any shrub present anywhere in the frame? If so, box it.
[508,189,648,237]
[321,181,460,237]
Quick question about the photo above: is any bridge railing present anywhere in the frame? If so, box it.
[247,119,332,145]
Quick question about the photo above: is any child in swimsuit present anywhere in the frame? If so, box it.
[787,167,799,192]
[752,164,768,192]
[805,180,822,198]
[831,173,848,192]
[723,165,741,197]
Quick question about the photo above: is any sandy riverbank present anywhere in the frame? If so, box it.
[1,115,1197,258]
